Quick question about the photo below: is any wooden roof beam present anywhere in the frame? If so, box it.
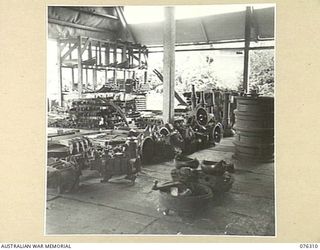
[48,18,115,34]
[65,7,119,20]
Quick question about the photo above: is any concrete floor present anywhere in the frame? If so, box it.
[46,137,275,236]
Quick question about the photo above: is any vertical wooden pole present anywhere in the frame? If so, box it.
[98,42,102,66]
[113,42,118,64]
[85,68,88,88]
[163,7,175,124]
[69,43,75,90]
[95,44,98,63]
[88,42,92,59]
[105,43,110,66]
[77,36,83,98]
[57,39,63,106]
[138,47,141,68]
[93,68,97,91]
[122,44,127,63]
[243,6,252,93]
[93,43,98,90]
[114,69,117,87]
[105,43,110,84]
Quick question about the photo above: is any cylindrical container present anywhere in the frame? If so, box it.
[233,96,274,162]
[159,183,213,216]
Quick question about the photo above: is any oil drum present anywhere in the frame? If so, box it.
[233,96,274,162]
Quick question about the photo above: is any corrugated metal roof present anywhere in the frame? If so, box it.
[48,6,121,40]
[130,7,274,46]
[48,6,274,46]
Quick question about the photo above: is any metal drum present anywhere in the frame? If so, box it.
[233,96,274,162]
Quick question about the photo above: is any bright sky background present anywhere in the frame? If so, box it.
[124,4,274,24]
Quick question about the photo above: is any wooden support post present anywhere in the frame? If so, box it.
[243,6,252,93]
[114,69,117,86]
[98,42,102,65]
[144,71,147,85]
[69,43,75,89]
[88,42,92,59]
[138,47,141,67]
[77,36,83,97]
[57,39,63,106]
[128,47,132,68]
[122,44,127,63]
[105,69,108,84]
[105,43,109,84]
[95,45,98,65]
[85,68,88,88]
[163,7,175,124]
[93,68,97,91]
[113,42,117,64]
[105,43,110,66]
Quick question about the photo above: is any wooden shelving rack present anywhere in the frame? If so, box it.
[57,36,149,104]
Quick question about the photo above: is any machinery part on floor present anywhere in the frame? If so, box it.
[139,123,183,164]
[99,133,141,183]
[233,95,274,162]
[47,143,70,158]
[100,154,140,183]
[171,166,234,193]
[156,181,213,216]
[152,180,182,191]
[47,129,142,186]
[47,136,94,170]
[198,172,234,193]
[201,160,235,176]
[47,159,80,194]
[171,154,234,193]
[174,154,199,169]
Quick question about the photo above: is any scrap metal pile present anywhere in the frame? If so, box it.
[47,129,141,193]
[47,85,239,166]
[46,83,242,193]
[137,104,223,164]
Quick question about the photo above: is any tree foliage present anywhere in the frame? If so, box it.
[247,50,274,96]
[148,52,220,94]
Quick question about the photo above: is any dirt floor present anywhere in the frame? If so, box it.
[46,137,275,236]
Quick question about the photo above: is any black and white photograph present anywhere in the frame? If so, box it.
[46,4,275,236]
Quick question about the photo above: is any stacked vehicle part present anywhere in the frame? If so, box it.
[174,106,223,154]
[69,98,128,129]
[233,95,274,162]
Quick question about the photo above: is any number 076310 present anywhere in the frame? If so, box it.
[300,244,319,248]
